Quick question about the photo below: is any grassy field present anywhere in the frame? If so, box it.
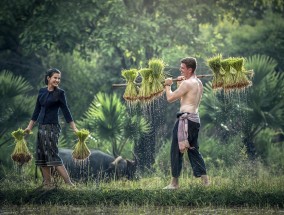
[1,204,283,215]
[1,174,283,209]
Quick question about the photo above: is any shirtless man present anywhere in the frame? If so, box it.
[163,57,209,189]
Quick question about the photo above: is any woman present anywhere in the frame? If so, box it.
[24,68,78,187]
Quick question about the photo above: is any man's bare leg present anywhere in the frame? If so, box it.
[171,177,179,187]
[55,165,75,186]
[201,175,210,186]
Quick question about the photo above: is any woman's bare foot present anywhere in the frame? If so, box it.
[66,181,75,187]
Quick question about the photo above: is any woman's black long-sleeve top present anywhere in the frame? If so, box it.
[31,87,73,124]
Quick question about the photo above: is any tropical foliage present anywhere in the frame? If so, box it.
[200,55,284,158]
[0,0,283,175]
[0,71,34,139]
[78,93,150,157]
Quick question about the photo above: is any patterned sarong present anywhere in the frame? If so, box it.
[35,124,63,166]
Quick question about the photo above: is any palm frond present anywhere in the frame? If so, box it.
[200,55,284,141]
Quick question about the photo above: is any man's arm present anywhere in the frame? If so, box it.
[165,81,189,103]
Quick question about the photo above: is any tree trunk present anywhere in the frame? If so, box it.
[112,139,119,158]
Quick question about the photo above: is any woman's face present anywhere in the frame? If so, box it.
[47,72,61,88]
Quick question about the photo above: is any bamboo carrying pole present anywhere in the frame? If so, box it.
[112,74,213,88]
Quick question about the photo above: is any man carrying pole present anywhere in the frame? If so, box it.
[163,57,209,189]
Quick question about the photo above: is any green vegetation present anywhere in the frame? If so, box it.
[0,174,283,207]
[77,93,150,157]
[0,0,283,211]
[1,205,282,215]
[1,134,283,209]
[121,69,139,104]
[10,129,32,165]
[72,129,91,160]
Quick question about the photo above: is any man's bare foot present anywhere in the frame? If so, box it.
[163,184,179,190]
[201,175,210,186]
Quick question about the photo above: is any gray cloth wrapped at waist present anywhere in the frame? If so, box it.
[177,112,200,153]
[176,112,200,124]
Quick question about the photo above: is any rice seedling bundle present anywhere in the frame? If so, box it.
[138,68,153,104]
[207,55,223,90]
[11,128,32,165]
[231,58,252,89]
[208,55,253,93]
[240,69,253,89]
[221,58,237,92]
[72,129,91,160]
[121,69,139,104]
[148,58,166,99]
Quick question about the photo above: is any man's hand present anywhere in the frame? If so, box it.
[164,78,173,86]
[176,76,185,87]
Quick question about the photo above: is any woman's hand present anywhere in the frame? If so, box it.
[74,128,79,133]
[24,127,32,134]
[24,120,35,134]
[70,121,78,133]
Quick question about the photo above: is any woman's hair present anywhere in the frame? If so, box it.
[45,68,61,101]
[45,68,61,85]
[180,57,197,72]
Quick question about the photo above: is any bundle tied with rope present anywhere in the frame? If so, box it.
[114,56,253,103]
[11,128,32,165]
[207,55,253,93]
[207,54,223,90]
[138,68,153,104]
[120,58,167,105]
[72,129,91,161]
[121,69,139,105]
[148,58,166,99]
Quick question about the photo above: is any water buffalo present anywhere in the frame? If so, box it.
[58,148,137,182]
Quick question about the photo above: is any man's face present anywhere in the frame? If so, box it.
[179,63,191,76]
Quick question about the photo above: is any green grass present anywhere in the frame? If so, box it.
[0,175,283,208]
[1,204,282,215]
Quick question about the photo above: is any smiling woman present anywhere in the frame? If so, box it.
[45,68,61,89]
[23,68,79,188]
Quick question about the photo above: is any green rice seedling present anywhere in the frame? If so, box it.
[11,128,32,165]
[207,54,223,90]
[208,55,253,93]
[230,57,244,89]
[225,57,253,92]
[220,58,236,93]
[232,58,252,89]
[121,69,139,105]
[238,69,253,90]
[72,129,91,161]
[138,68,153,104]
[231,57,244,72]
[148,58,166,99]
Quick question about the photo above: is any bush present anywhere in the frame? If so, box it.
[255,128,284,174]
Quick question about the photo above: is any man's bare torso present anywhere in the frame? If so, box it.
[179,77,203,113]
